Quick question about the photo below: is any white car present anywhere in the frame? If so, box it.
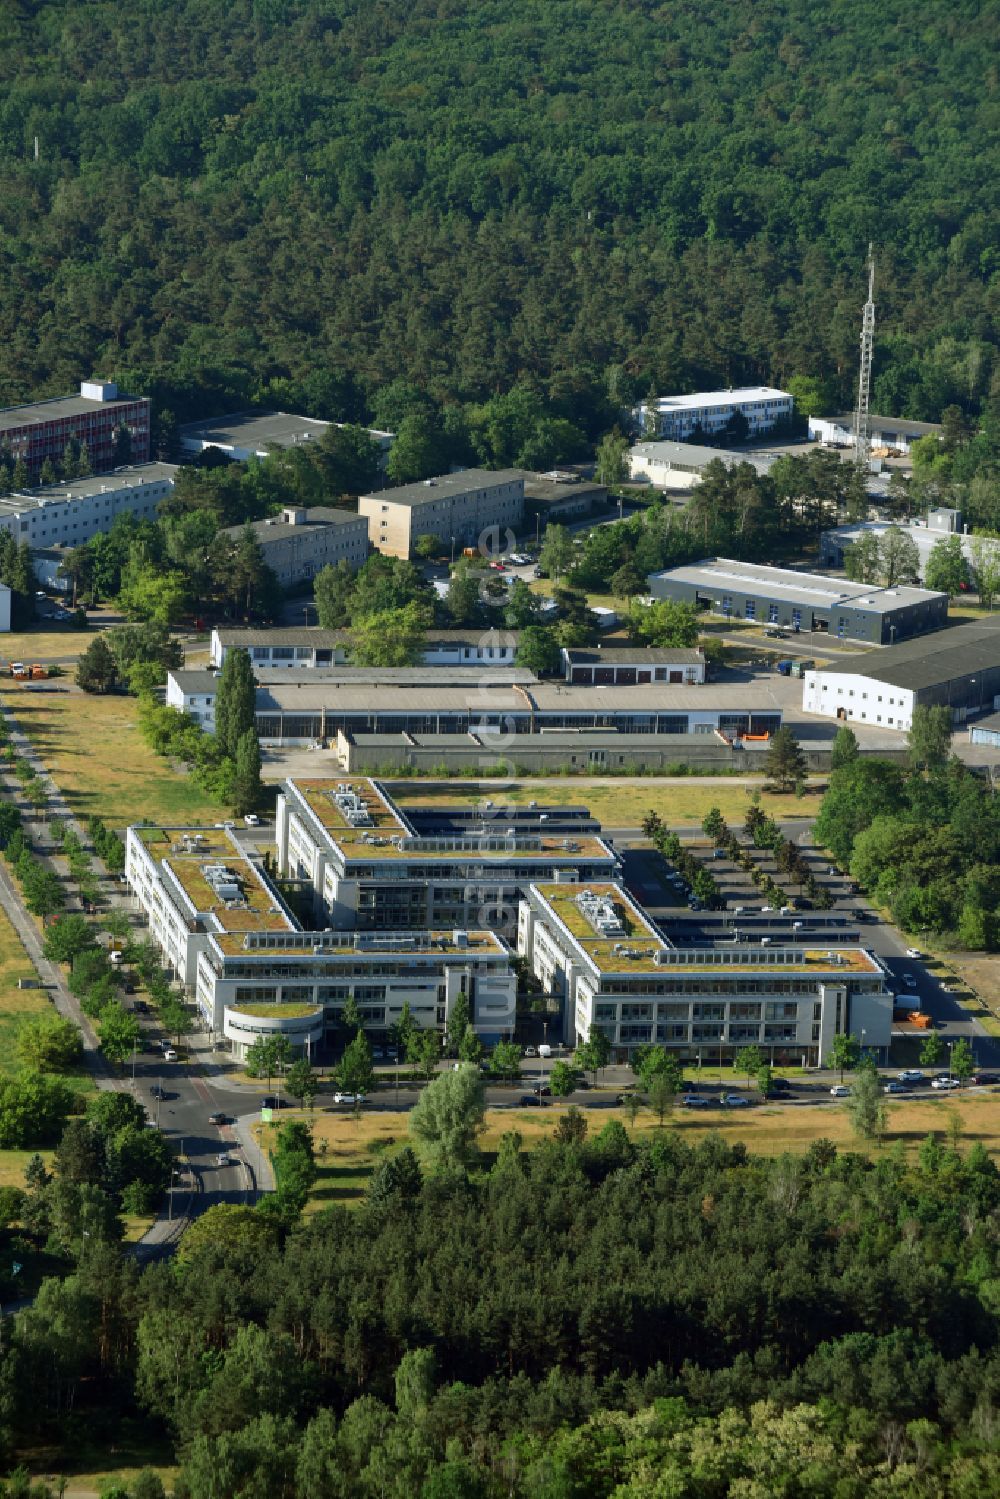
[830,1084,851,1097]
[905,948,922,959]
[163,1048,178,1062]
[721,1093,751,1108]
[931,1076,960,1091]
[898,1069,924,1084]
[524,1045,538,1058]
[333,1092,366,1105]
[243,813,261,827]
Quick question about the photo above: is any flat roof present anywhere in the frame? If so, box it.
[521,476,607,503]
[630,439,774,473]
[212,927,507,959]
[564,647,704,666]
[223,506,364,541]
[809,619,1000,691]
[179,410,393,452]
[134,827,295,936]
[0,390,146,434]
[824,413,942,437]
[359,469,523,508]
[3,463,178,515]
[171,666,536,692]
[531,881,883,978]
[650,387,791,411]
[251,679,784,715]
[283,776,613,863]
[214,626,519,650]
[349,731,769,751]
[648,557,945,613]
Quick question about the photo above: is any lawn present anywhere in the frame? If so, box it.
[261,1091,1000,1211]
[0,628,95,664]
[390,778,821,827]
[2,682,226,828]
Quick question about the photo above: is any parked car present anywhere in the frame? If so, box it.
[883,1080,910,1094]
[163,1047,178,1062]
[150,1084,166,1101]
[261,1095,284,1110]
[721,1093,752,1108]
[372,1047,385,1060]
[519,1094,548,1107]
[830,1084,851,1097]
[905,948,923,959]
[972,1073,998,1086]
[333,1092,366,1105]
[898,1070,924,1084]
[208,1112,230,1127]
[524,1045,538,1058]
[243,813,261,827]
[903,974,918,989]
[768,1077,791,1093]
[682,1094,712,1108]
[533,1083,551,1097]
[931,1076,960,1091]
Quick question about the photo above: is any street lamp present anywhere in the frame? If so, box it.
[948,1040,954,1080]
[450,535,456,566]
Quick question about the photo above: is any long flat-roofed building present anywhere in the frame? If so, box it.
[634,386,793,440]
[561,647,705,685]
[126,818,517,1054]
[221,505,369,586]
[0,463,177,551]
[0,380,151,482]
[519,881,892,1062]
[809,412,941,456]
[647,557,948,645]
[628,440,775,489]
[276,776,619,936]
[166,671,783,746]
[178,410,394,464]
[802,619,1000,732]
[359,469,524,559]
[208,626,519,671]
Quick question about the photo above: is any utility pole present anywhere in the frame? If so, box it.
[853,243,875,475]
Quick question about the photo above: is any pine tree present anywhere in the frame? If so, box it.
[232,728,261,816]
[214,648,256,758]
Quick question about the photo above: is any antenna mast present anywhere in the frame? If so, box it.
[853,243,875,471]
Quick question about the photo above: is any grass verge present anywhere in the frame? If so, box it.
[3,682,226,828]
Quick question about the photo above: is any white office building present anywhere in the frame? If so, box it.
[627,440,775,489]
[518,881,892,1062]
[634,387,793,440]
[0,463,177,552]
[208,626,520,671]
[809,413,941,456]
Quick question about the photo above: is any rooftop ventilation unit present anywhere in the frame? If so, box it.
[453,930,469,948]
[575,889,625,937]
[332,786,373,826]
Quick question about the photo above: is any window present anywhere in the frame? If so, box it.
[744,599,756,620]
[768,604,779,623]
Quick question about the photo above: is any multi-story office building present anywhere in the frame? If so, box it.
[358,469,524,559]
[519,882,892,1063]
[276,776,619,936]
[0,463,177,551]
[222,505,369,587]
[0,381,151,482]
[634,387,793,440]
[125,819,516,1056]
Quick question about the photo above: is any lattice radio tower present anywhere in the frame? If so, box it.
[853,243,876,471]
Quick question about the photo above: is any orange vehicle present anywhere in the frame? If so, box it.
[29,664,47,679]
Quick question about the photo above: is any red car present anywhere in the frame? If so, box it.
[489,561,506,571]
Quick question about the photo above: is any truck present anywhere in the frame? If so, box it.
[775,659,794,676]
[29,664,48,679]
[9,663,27,679]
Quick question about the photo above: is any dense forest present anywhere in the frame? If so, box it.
[0,0,996,433]
[4,1127,1000,1495]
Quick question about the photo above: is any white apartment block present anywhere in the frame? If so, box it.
[0,463,177,552]
[518,882,892,1063]
[125,820,516,1056]
[635,387,793,441]
[358,469,524,559]
[276,776,619,937]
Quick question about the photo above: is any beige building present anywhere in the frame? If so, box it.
[359,469,524,558]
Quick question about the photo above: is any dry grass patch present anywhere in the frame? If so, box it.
[3,683,226,827]
[269,1091,1000,1212]
[390,778,818,827]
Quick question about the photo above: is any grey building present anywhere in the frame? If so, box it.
[808,413,942,455]
[225,505,369,587]
[179,410,393,464]
[521,473,607,527]
[820,508,990,583]
[646,557,948,645]
[561,647,706,685]
[0,463,177,552]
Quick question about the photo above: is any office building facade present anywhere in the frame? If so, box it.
[0,381,150,482]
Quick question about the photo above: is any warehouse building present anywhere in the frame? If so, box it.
[646,558,948,645]
[808,413,941,456]
[802,620,1000,732]
[627,440,774,490]
[0,380,151,483]
[359,469,524,559]
[276,775,619,937]
[0,463,177,552]
[634,387,793,440]
[518,881,892,1062]
[125,819,517,1055]
[819,508,992,582]
[208,626,519,671]
[178,410,393,465]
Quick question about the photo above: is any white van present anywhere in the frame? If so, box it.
[537,1043,552,1059]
